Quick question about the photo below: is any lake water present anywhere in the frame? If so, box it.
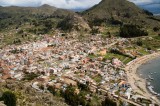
[137,57,160,99]
[139,4,160,15]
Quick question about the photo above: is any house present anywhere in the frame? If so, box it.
[99,49,107,56]
[54,83,62,89]
[63,77,77,86]
[119,81,128,87]
[74,88,80,94]
[13,73,23,80]
[112,58,122,67]
[1,74,11,80]
[32,82,41,91]
[125,87,132,99]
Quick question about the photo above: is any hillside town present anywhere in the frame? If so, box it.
[0,34,159,106]
[0,0,160,105]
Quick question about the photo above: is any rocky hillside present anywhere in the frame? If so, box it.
[0,5,74,29]
[57,14,91,32]
[0,80,68,106]
[0,4,75,32]
[0,4,91,34]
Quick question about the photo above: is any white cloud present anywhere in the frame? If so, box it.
[0,0,101,9]
[0,0,159,9]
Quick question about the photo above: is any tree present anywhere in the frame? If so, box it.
[77,81,89,91]
[62,85,88,106]
[47,86,56,95]
[102,97,117,106]
[153,27,159,32]
[136,39,143,46]
[1,91,16,106]
[63,85,77,105]
[90,27,100,35]
[17,30,24,34]
[119,24,148,38]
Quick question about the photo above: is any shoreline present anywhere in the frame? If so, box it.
[125,52,160,105]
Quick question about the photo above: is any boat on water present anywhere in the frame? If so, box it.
[148,86,158,95]
[148,75,154,80]
[147,82,151,86]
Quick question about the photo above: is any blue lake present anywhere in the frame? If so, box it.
[138,57,160,99]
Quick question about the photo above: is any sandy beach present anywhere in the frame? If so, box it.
[125,52,160,105]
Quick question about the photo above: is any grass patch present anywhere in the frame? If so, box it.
[89,94,102,106]
[101,25,120,37]
[92,75,102,83]
[104,53,133,64]
[154,35,160,40]
[88,54,98,59]
[2,32,38,46]
[134,35,160,51]
[138,49,149,55]
[50,75,56,80]
[22,73,39,81]
[140,36,160,50]
[123,57,133,64]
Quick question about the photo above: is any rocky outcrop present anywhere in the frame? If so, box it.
[57,14,91,32]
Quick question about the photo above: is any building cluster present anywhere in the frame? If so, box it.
[0,35,140,103]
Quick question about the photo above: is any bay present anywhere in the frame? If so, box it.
[138,57,160,99]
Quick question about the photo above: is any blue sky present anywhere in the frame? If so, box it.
[0,0,159,9]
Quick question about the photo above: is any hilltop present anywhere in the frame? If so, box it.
[0,4,91,47]
[82,0,160,27]
[0,4,91,34]
[0,4,74,30]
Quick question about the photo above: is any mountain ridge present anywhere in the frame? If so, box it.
[82,0,160,27]
[0,1,160,33]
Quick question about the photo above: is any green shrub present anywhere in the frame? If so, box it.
[90,27,100,34]
[90,18,106,26]
[61,85,88,106]
[17,30,24,34]
[136,39,143,46]
[110,17,123,25]
[23,73,39,80]
[153,27,160,32]
[1,91,16,106]
[47,86,56,95]
[102,97,117,106]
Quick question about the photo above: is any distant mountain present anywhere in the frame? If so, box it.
[0,4,57,15]
[0,4,91,33]
[71,8,86,12]
[155,14,160,16]
[0,4,76,32]
[139,4,160,15]
[0,4,77,19]
[82,0,160,27]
